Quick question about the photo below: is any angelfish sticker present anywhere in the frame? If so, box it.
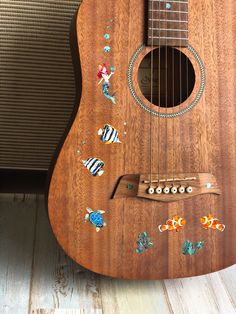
[97,64,116,104]
[98,124,121,144]
[82,157,105,176]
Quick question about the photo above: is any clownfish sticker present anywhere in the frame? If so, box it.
[97,64,116,104]
[200,214,225,232]
[158,215,186,233]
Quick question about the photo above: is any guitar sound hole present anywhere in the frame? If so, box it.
[138,47,195,108]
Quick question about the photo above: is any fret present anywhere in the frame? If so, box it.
[149,36,188,40]
[151,0,188,3]
[149,28,188,32]
[149,19,188,23]
[149,10,188,14]
[148,0,188,47]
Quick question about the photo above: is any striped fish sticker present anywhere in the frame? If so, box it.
[98,124,121,144]
[82,158,105,176]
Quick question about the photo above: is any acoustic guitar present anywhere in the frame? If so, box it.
[48,0,236,279]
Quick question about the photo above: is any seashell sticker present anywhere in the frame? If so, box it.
[158,215,186,232]
[82,157,105,177]
[98,124,121,144]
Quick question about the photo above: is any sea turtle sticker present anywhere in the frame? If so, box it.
[84,207,107,232]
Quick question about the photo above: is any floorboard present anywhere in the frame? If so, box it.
[0,194,37,314]
[29,196,102,313]
[164,272,236,314]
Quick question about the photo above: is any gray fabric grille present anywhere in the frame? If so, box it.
[0,0,81,170]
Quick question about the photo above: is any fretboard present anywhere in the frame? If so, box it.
[147,0,188,47]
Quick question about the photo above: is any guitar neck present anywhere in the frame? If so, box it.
[147,0,189,47]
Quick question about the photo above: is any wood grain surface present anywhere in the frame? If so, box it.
[48,0,236,279]
[0,194,236,313]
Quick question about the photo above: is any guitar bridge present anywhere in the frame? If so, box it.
[113,173,220,202]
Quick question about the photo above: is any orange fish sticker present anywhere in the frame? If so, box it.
[158,215,186,233]
[200,214,225,232]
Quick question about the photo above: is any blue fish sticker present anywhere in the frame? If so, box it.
[82,157,105,176]
[98,124,121,144]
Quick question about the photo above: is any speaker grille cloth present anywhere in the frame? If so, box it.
[0,0,81,170]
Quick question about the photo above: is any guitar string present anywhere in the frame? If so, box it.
[186,0,189,177]
[158,0,161,187]
[150,0,154,188]
[179,0,182,187]
[165,0,168,184]
[172,1,175,191]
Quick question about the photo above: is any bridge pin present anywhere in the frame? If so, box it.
[171,186,178,194]
[186,186,193,193]
[155,187,163,194]
[163,186,170,194]
[147,187,155,195]
[178,186,185,194]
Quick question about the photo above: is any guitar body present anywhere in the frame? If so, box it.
[48,0,236,279]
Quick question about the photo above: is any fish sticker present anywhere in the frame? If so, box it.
[200,214,225,232]
[97,64,116,104]
[136,232,153,254]
[182,240,205,256]
[158,215,186,233]
[98,124,121,144]
[82,157,105,176]
[84,208,106,232]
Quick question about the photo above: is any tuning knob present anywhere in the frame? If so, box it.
[163,186,170,194]
[155,187,163,194]
[186,186,193,193]
[171,186,178,194]
[147,187,155,195]
[178,186,185,194]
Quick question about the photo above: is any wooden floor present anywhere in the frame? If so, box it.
[0,194,235,314]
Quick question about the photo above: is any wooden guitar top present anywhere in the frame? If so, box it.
[48,0,236,279]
